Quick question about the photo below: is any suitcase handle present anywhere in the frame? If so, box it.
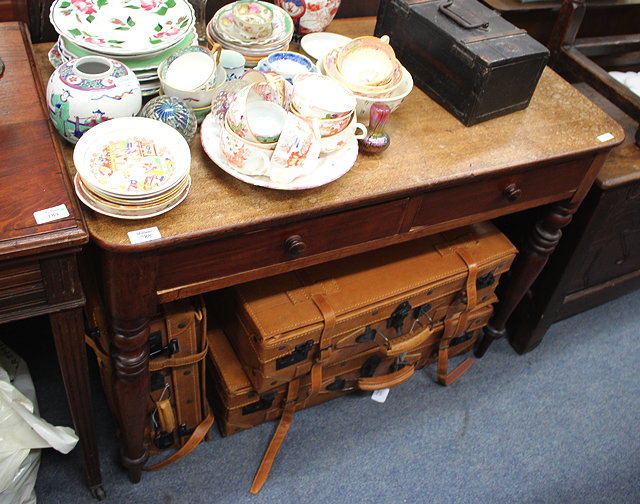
[357,364,415,391]
[382,323,435,357]
[439,0,489,30]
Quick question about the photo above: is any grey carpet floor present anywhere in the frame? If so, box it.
[12,288,640,503]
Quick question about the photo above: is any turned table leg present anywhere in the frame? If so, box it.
[476,199,580,357]
[102,251,159,482]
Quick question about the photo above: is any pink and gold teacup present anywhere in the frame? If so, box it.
[316,113,367,154]
[219,121,274,176]
[290,104,353,138]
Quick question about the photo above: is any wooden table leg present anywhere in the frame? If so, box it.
[50,307,106,500]
[476,199,581,357]
[102,252,159,483]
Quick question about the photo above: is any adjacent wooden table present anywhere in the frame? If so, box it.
[35,17,624,484]
[0,22,104,498]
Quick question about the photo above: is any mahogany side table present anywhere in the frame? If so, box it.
[0,22,104,499]
[35,17,623,485]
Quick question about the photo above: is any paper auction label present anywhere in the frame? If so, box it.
[33,204,70,224]
[128,227,162,244]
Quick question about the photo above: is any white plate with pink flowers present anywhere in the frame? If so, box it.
[200,112,358,191]
[49,0,195,56]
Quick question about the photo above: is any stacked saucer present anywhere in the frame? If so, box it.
[49,0,197,96]
[206,1,294,67]
[73,117,192,219]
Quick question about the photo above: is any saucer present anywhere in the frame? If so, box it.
[200,112,357,190]
[300,32,351,61]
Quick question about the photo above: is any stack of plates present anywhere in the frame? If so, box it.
[206,1,294,67]
[73,117,192,219]
[48,0,197,96]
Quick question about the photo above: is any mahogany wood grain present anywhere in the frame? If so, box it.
[0,22,103,498]
[32,17,624,482]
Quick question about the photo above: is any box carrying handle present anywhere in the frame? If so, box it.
[439,0,489,30]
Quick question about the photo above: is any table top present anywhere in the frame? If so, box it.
[33,17,623,253]
[0,22,87,261]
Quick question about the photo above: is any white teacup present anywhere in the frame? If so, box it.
[246,101,287,144]
[291,72,355,120]
[219,121,273,176]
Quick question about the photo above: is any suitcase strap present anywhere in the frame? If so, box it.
[309,293,336,396]
[250,378,301,494]
[456,247,479,311]
[143,410,214,471]
[437,312,474,386]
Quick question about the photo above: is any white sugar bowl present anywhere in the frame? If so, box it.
[46,55,142,144]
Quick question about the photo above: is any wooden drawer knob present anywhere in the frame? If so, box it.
[503,183,522,202]
[284,235,306,256]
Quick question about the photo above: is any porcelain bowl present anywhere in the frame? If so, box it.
[232,1,274,40]
[353,66,414,122]
[336,35,396,87]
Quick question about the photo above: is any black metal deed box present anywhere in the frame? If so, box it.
[375,0,550,126]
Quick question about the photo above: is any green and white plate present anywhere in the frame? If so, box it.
[50,0,195,56]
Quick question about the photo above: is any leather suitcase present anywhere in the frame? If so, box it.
[374,0,549,125]
[217,222,516,394]
[85,297,213,470]
[207,302,494,437]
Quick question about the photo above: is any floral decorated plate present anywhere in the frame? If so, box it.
[58,28,196,68]
[200,112,356,191]
[49,0,195,56]
[73,117,191,197]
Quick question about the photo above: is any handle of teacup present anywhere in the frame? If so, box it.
[381,324,435,358]
[357,364,414,391]
[353,123,368,140]
[209,42,222,65]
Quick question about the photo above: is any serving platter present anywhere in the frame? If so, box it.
[200,112,357,191]
[50,0,195,56]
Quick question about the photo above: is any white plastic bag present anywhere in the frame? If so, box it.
[0,341,79,504]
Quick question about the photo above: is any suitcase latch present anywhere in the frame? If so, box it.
[356,326,376,343]
[476,272,495,290]
[387,301,412,336]
[449,331,473,347]
[149,330,180,359]
[242,392,276,415]
[275,339,314,370]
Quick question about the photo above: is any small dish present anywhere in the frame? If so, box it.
[300,32,351,61]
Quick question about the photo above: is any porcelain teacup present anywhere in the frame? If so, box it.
[219,121,273,176]
[246,100,287,144]
[291,72,355,120]
[291,105,353,138]
[267,113,321,184]
[316,113,367,154]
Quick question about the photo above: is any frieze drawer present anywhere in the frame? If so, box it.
[412,158,588,229]
[0,262,47,321]
[157,198,409,296]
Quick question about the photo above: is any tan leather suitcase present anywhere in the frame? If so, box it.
[86,296,213,470]
[207,302,494,437]
[216,222,516,394]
